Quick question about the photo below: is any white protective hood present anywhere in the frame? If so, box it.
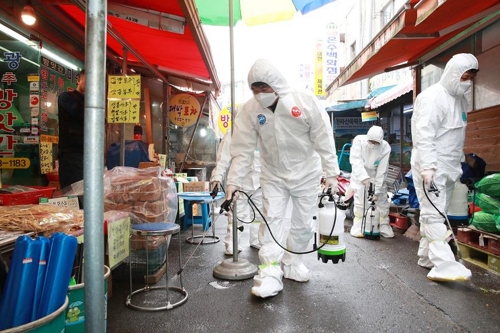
[411,53,478,179]
[440,53,479,97]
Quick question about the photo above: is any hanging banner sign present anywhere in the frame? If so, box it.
[314,39,324,97]
[361,111,379,122]
[218,105,234,135]
[168,93,201,127]
[107,75,141,99]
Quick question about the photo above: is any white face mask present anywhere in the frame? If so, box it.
[255,92,278,108]
[367,142,377,149]
[457,80,472,95]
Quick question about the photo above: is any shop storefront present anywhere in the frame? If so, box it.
[0,1,221,330]
[326,1,500,172]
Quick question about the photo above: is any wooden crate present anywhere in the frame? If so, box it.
[458,242,500,275]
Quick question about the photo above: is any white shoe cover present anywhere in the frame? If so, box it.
[380,224,395,238]
[427,261,472,282]
[283,263,310,282]
[251,265,283,298]
[417,258,433,269]
[251,276,283,298]
[350,222,363,238]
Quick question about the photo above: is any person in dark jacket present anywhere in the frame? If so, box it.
[58,69,85,190]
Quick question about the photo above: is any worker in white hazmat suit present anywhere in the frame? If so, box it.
[411,53,478,282]
[225,59,340,298]
[349,125,393,238]
[210,132,263,255]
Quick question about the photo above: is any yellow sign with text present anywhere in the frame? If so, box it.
[107,75,141,99]
[39,142,53,174]
[218,106,233,135]
[40,134,59,144]
[107,216,131,269]
[107,99,141,123]
[168,93,201,127]
[0,158,30,169]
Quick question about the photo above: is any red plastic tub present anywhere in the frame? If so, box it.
[0,186,56,205]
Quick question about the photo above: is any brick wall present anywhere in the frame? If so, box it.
[465,105,500,172]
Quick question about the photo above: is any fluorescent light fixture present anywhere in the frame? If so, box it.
[0,22,36,46]
[21,5,37,26]
[199,128,207,137]
[40,48,79,71]
[0,22,79,70]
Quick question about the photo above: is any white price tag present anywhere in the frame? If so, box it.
[39,196,80,209]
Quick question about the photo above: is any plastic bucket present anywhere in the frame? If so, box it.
[0,297,68,333]
[65,265,110,333]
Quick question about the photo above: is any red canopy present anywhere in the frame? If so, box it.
[52,0,219,91]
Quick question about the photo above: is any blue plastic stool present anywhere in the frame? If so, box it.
[177,192,224,245]
[126,222,188,311]
[182,201,211,231]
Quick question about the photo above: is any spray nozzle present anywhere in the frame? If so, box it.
[210,186,218,199]
[220,199,232,214]
[367,182,376,203]
[428,181,440,197]
[219,190,238,214]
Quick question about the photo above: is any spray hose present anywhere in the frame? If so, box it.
[218,185,340,255]
[422,180,463,259]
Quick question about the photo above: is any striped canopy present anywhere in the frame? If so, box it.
[195,0,337,26]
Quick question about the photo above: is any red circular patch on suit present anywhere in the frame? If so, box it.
[291,106,301,117]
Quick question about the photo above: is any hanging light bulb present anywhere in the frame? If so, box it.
[21,3,37,26]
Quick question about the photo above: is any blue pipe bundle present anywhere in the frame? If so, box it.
[0,235,42,329]
[31,236,51,321]
[36,232,77,319]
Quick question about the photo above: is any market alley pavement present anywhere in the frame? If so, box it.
[107,212,500,333]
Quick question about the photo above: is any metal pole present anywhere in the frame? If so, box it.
[229,0,235,137]
[84,0,106,332]
[162,82,169,160]
[232,199,238,261]
[400,103,404,169]
[120,48,128,166]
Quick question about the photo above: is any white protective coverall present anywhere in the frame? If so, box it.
[411,53,478,282]
[227,59,340,298]
[349,126,393,238]
[210,133,263,255]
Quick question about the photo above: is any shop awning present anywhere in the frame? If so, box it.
[369,80,413,109]
[326,85,396,112]
[47,0,220,92]
[326,0,500,95]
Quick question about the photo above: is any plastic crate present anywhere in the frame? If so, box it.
[0,186,56,205]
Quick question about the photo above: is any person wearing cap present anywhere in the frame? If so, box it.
[349,125,393,238]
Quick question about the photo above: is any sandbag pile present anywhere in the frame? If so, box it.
[471,173,500,233]
[103,166,178,223]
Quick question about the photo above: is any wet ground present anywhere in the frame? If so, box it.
[107,212,500,333]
